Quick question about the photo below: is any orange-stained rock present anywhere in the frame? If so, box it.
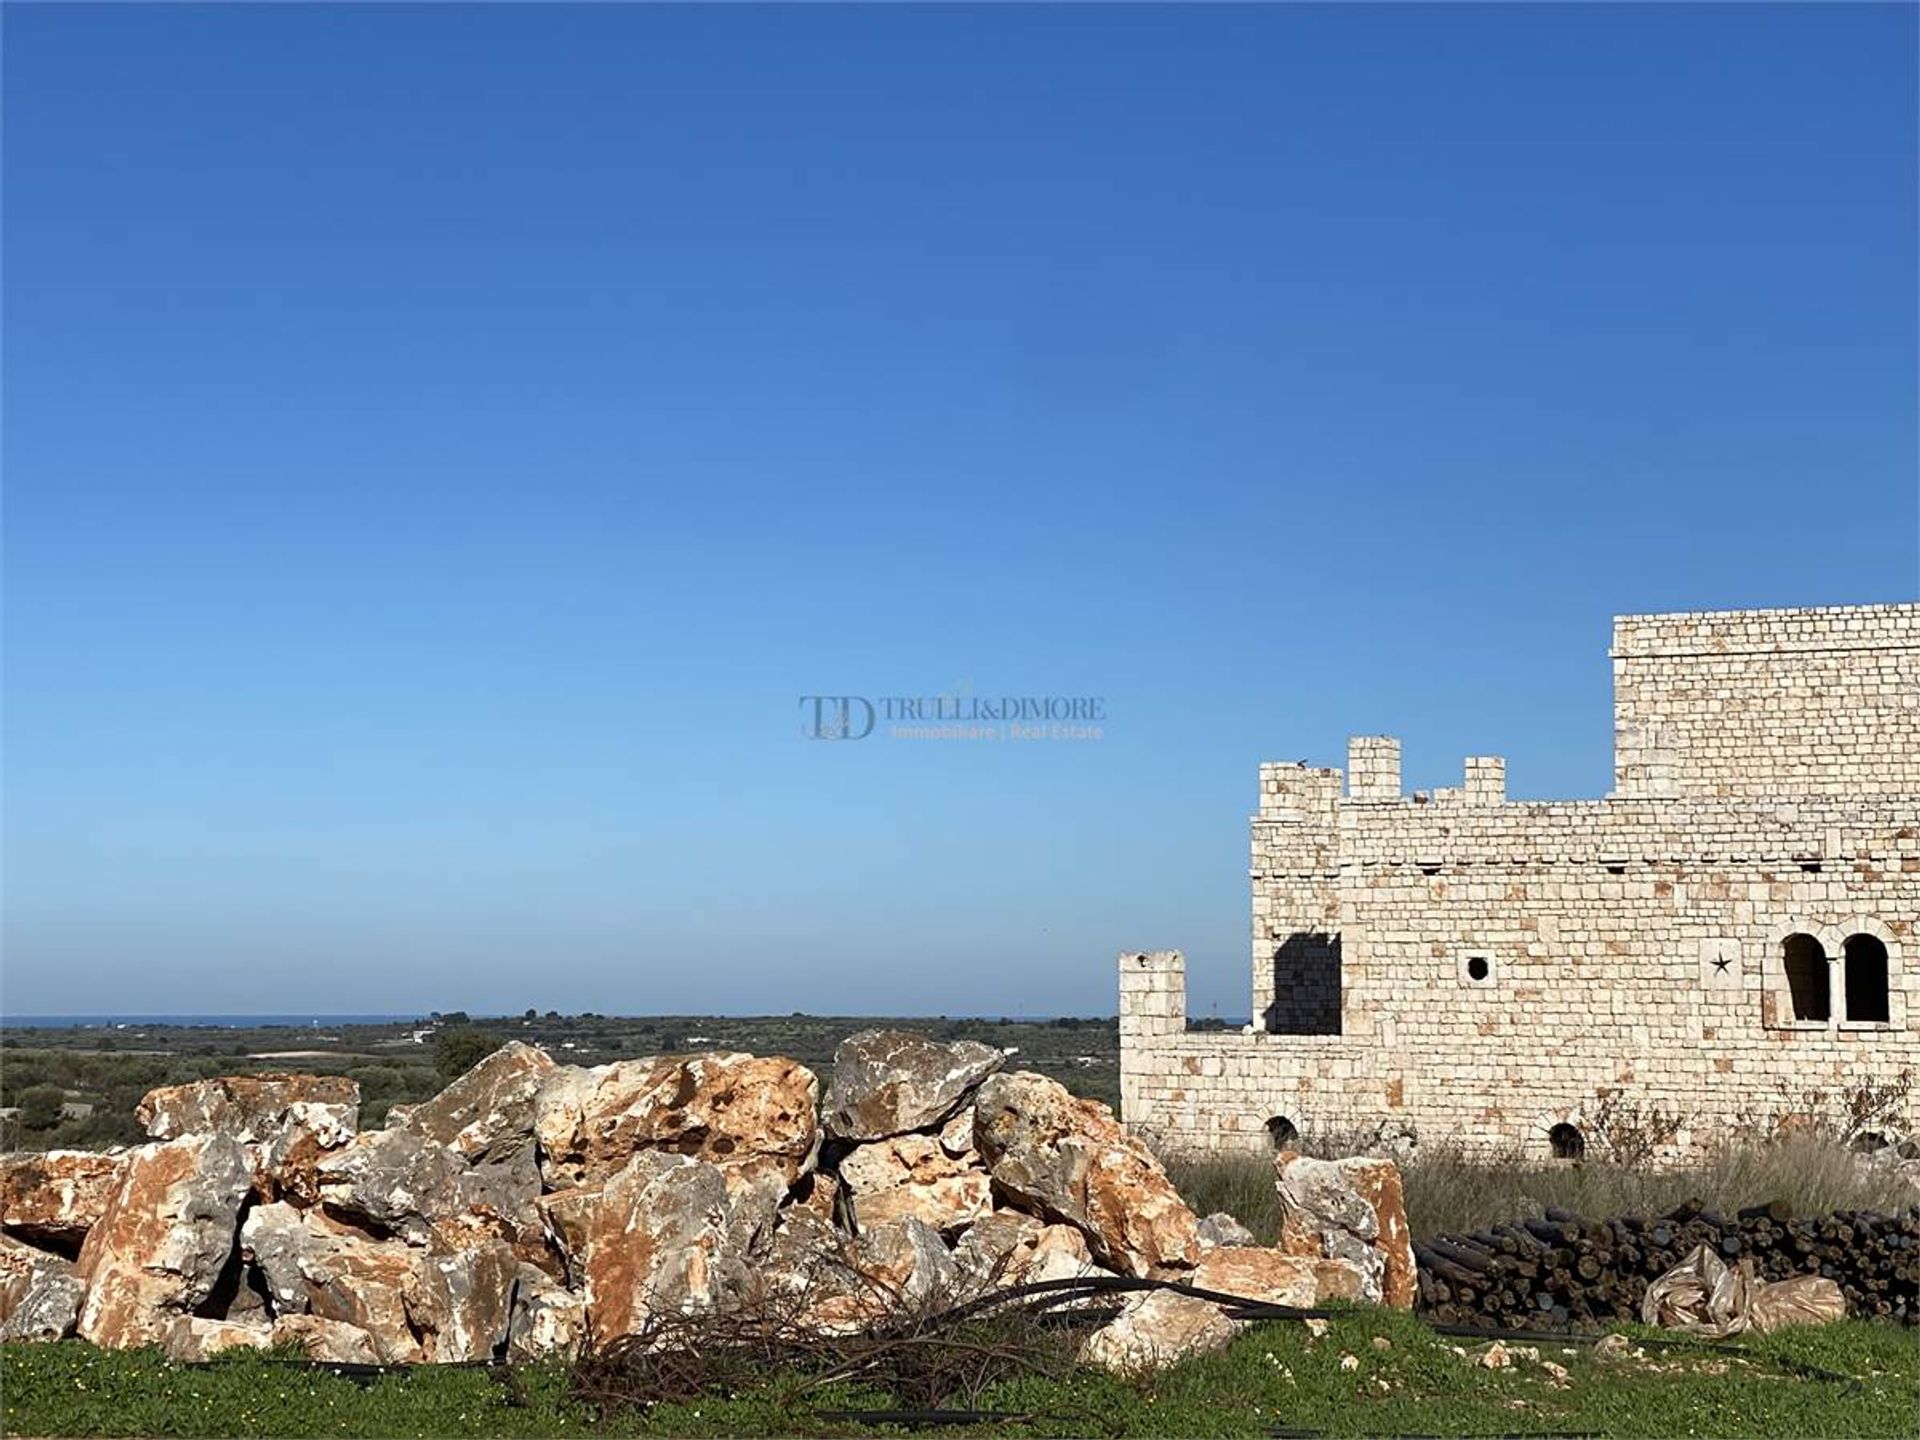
[973,1071,1200,1277]
[0,1150,129,1248]
[75,1134,252,1349]
[137,1074,359,1204]
[1080,1289,1237,1376]
[270,1314,383,1364]
[1273,1152,1416,1309]
[838,1134,992,1234]
[395,1042,557,1163]
[534,1053,819,1190]
[1184,1246,1320,1308]
[409,1234,517,1362]
[238,1199,425,1363]
[296,1230,425,1364]
[540,1150,781,1347]
[0,1233,83,1341]
[822,1031,1003,1141]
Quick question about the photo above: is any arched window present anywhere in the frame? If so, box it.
[1843,933,1890,1024]
[1265,1114,1299,1150]
[1548,1123,1585,1161]
[1781,933,1830,1022]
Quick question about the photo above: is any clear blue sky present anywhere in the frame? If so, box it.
[4,5,1915,1019]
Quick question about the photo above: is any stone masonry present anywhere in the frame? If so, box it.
[1121,603,1920,1161]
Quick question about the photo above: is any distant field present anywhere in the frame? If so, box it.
[0,1012,1125,1150]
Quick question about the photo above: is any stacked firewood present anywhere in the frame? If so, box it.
[1413,1201,1920,1330]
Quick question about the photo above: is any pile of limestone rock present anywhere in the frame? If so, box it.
[0,1031,1412,1375]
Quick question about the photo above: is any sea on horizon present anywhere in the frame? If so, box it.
[0,1014,421,1029]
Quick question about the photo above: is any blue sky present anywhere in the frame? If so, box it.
[4,5,1915,1019]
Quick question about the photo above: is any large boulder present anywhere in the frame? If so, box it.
[270,1314,383,1364]
[238,1201,424,1363]
[972,1071,1200,1277]
[822,1031,1003,1141]
[313,1128,546,1266]
[837,1134,992,1234]
[540,1150,781,1347]
[953,1212,1106,1292]
[534,1053,819,1190]
[1185,1246,1319,1308]
[75,1134,252,1349]
[1273,1152,1416,1309]
[507,1264,586,1362]
[137,1075,359,1203]
[0,1234,84,1341]
[1080,1289,1238,1376]
[1197,1212,1257,1249]
[410,1235,518,1362]
[394,1042,556,1163]
[161,1316,273,1362]
[0,1150,130,1249]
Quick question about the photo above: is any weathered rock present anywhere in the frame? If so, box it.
[314,1128,546,1264]
[139,1074,359,1145]
[952,1211,1104,1291]
[1197,1211,1257,1249]
[314,1128,465,1242]
[838,1134,992,1234]
[271,1314,384,1364]
[507,1264,586,1362]
[0,1234,83,1341]
[138,1074,359,1203]
[754,1209,850,1301]
[396,1042,557,1163]
[534,1053,819,1190]
[951,1208,1045,1286]
[162,1316,273,1362]
[239,1201,324,1314]
[1185,1246,1320,1308]
[1273,1153,1416,1309]
[938,1107,977,1160]
[409,1235,517,1362]
[973,1071,1200,1277]
[842,1215,958,1312]
[1080,1289,1238,1376]
[295,1229,426,1364]
[239,1200,425,1362]
[76,1134,252,1349]
[540,1150,780,1347]
[823,1031,1003,1141]
[0,1150,129,1248]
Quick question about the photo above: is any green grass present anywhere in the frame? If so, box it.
[6,1313,1915,1438]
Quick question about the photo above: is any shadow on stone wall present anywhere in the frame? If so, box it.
[1261,931,1342,1036]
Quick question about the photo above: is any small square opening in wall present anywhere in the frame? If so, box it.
[1460,953,1495,987]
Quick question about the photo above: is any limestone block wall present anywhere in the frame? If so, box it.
[1128,602,1920,1162]
[1612,604,1919,799]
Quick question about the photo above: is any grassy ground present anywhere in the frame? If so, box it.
[1167,1133,1916,1240]
[4,1312,1915,1438]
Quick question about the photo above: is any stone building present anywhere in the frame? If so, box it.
[1120,603,1919,1161]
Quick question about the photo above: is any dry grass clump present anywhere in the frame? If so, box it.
[1167,1130,1915,1241]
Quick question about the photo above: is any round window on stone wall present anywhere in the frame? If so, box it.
[1466,956,1490,982]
